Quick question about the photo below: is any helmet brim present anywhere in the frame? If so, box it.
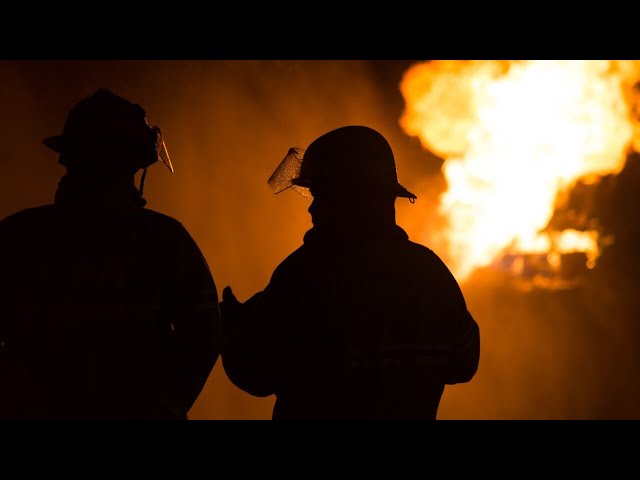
[291,177,417,201]
[396,183,417,200]
[43,135,65,154]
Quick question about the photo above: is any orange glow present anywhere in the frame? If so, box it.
[400,60,640,280]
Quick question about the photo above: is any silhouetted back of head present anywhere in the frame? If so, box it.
[43,89,172,180]
[269,125,417,231]
[295,126,414,199]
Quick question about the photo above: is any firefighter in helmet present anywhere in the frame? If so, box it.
[220,125,480,419]
[0,89,220,419]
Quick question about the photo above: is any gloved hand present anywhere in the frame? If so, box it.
[219,286,247,346]
[220,286,242,319]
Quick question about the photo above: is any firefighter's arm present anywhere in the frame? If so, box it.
[426,250,480,385]
[220,287,279,397]
[168,225,221,416]
[442,308,480,384]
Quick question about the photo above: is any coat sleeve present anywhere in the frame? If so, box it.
[443,308,480,384]
[426,250,480,385]
[220,257,294,398]
[164,224,221,416]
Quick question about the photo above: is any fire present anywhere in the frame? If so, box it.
[400,60,640,281]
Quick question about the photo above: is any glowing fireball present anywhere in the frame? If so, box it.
[400,60,640,280]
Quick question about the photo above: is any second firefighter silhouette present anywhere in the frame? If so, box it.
[221,125,480,420]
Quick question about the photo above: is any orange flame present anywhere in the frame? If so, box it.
[400,60,640,280]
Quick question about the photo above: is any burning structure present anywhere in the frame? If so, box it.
[399,60,640,418]
[400,60,640,290]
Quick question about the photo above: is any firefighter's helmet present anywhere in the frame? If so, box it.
[268,125,416,201]
[43,88,173,175]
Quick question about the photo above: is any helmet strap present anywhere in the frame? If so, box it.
[138,167,148,197]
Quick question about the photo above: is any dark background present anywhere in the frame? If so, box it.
[1,60,638,419]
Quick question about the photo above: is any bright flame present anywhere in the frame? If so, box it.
[400,60,640,280]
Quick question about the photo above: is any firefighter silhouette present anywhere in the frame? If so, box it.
[220,126,480,419]
[0,89,220,419]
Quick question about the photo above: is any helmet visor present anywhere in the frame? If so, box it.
[267,147,312,200]
[151,125,174,173]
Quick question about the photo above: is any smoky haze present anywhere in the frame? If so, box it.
[1,60,638,419]
[0,60,442,419]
